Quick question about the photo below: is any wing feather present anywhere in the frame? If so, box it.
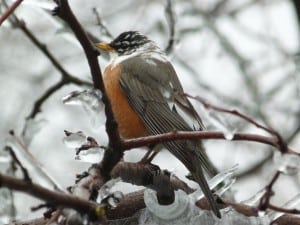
[120,56,215,174]
[119,56,220,216]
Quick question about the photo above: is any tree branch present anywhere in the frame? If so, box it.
[122,130,297,154]
[0,0,23,25]
[0,173,104,219]
[164,0,176,54]
[5,11,92,120]
[53,0,123,181]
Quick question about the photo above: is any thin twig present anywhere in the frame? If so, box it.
[8,131,65,192]
[0,173,105,220]
[164,0,176,54]
[0,0,23,25]
[10,16,89,86]
[194,10,271,127]
[5,11,92,120]
[269,203,300,215]
[27,77,89,119]
[5,146,31,183]
[187,94,275,134]
[27,80,65,119]
[92,7,113,40]
[236,150,272,178]
[225,0,261,17]
[209,0,229,16]
[187,94,289,153]
[258,171,281,211]
[122,130,297,153]
[173,54,251,113]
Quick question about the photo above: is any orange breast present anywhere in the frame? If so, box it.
[103,64,148,139]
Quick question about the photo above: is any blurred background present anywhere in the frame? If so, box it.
[0,0,300,222]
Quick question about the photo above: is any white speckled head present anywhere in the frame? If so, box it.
[104,31,168,67]
[110,31,153,55]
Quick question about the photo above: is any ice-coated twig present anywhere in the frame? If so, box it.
[189,164,238,201]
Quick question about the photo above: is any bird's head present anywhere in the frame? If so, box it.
[96,31,160,57]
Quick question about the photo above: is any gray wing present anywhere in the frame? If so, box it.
[120,56,205,131]
[120,56,220,216]
[119,56,214,175]
[120,56,193,135]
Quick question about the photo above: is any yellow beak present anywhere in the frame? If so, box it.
[95,42,114,51]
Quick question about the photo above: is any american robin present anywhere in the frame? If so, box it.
[96,31,220,217]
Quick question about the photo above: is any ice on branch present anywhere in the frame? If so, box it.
[62,89,104,129]
[190,164,238,202]
[63,131,104,163]
[0,151,10,164]
[140,165,267,225]
[106,191,124,208]
[142,189,191,224]
[74,146,104,163]
[216,207,270,225]
[142,189,270,225]
[0,188,13,224]
[0,149,14,224]
[241,189,266,206]
[63,131,87,148]
[268,193,300,221]
[202,107,236,140]
[97,179,124,207]
[22,118,47,146]
[5,135,62,190]
[98,179,120,202]
[273,151,300,175]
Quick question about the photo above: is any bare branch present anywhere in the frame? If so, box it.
[27,79,65,119]
[92,7,113,40]
[0,0,23,25]
[187,94,289,153]
[269,203,300,215]
[258,171,281,211]
[164,0,176,54]
[0,173,105,220]
[123,130,297,154]
[5,11,92,120]
[53,0,124,180]
[4,146,31,183]
[187,94,274,134]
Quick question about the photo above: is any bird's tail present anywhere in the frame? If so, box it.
[165,139,221,217]
[191,156,221,218]
[196,141,219,178]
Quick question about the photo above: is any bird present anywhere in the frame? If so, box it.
[95,31,220,217]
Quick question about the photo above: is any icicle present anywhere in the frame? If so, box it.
[203,108,236,140]
[63,131,87,149]
[97,178,123,207]
[273,151,300,175]
[74,146,104,163]
[268,193,300,221]
[5,136,63,191]
[62,89,105,129]
[190,164,238,202]
[22,118,47,146]
[241,188,266,206]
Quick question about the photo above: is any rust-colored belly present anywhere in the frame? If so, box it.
[103,64,148,139]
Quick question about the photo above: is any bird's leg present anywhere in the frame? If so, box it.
[139,144,159,164]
